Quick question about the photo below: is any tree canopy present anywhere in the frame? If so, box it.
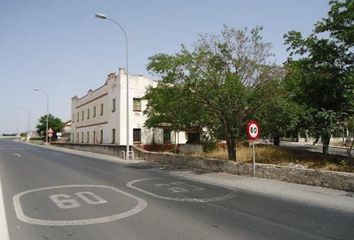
[144,0,353,159]
[284,0,354,153]
[145,26,274,160]
[36,114,64,137]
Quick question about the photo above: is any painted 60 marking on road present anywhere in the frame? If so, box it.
[13,185,147,226]
[127,178,235,202]
[49,191,107,209]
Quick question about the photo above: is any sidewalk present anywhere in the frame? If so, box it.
[170,170,354,213]
[22,141,144,165]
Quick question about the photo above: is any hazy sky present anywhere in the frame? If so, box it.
[0,0,330,134]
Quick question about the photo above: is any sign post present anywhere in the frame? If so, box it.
[247,120,260,177]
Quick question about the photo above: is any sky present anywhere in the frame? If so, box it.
[0,0,330,134]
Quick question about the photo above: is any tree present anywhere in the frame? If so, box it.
[252,74,303,146]
[144,83,204,133]
[146,26,273,160]
[284,0,354,153]
[36,114,64,138]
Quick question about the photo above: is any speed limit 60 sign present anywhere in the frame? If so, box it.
[247,120,260,141]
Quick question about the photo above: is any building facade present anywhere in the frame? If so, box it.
[71,68,186,146]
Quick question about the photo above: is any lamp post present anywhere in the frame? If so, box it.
[34,88,49,144]
[95,13,130,159]
[20,106,30,139]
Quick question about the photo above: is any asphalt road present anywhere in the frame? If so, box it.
[0,139,353,240]
[280,141,353,157]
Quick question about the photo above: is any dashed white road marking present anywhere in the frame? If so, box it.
[127,178,236,202]
[14,153,22,158]
[13,184,147,226]
[0,180,10,240]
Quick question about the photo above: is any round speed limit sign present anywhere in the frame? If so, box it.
[247,120,260,141]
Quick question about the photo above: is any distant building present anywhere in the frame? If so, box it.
[71,68,187,146]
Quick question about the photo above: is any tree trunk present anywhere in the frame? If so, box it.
[322,128,331,154]
[226,138,236,161]
[348,140,353,157]
[313,135,320,145]
[273,134,280,146]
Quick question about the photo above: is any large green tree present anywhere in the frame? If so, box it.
[284,0,354,153]
[144,83,204,133]
[251,71,304,146]
[145,26,273,160]
[36,114,64,137]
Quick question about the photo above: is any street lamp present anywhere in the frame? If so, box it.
[34,88,49,144]
[20,106,30,139]
[95,13,130,159]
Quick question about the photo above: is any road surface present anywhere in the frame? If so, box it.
[280,141,353,157]
[0,139,353,240]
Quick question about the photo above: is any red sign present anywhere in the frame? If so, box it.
[48,128,54,138]
[247,120,260,141]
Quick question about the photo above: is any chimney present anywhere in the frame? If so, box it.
[119,67,126,75]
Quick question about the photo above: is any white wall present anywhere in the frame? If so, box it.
[71,68,187,146]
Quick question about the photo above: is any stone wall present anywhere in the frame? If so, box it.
[133,146,354,192]
[52,142,127,158]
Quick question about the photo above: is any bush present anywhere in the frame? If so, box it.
[29,137,45,141]
[201,137,217,152]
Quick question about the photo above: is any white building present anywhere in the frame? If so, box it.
[71,68,187,146]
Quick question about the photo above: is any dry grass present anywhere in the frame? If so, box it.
[192,145,354,173]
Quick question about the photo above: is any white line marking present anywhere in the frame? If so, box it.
[127,178,236,202]
[13,184,147,226]
[0,180,10,240]
[14,153,22,158]
[0,147,33,150]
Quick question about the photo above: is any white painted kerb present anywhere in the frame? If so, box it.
[0,180,10,240]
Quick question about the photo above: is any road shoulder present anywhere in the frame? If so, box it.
[169,170,354,213]
[22,141,145,165]
[0,180,10,240]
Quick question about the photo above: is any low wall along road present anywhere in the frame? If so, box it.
[132,146,354,192]
[52,142,127,158]
[51,143,354,192]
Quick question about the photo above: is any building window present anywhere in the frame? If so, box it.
[133,98,142,112]
[71,133,74,142]
[87,131,90,143]
[82,110,84,121]
[93,106,96,118]
[87,109,90,119]
[112,129,116,144]
[100,103,104,116]
[76,133,79,143]
[133,128,141,143]
[163,129,171,143]
[93,130,96,143]
[77,112,79,122]
[112,98,116,112]
[72,114,74,123]
[100,130,103,144]
[81,132,84,143]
